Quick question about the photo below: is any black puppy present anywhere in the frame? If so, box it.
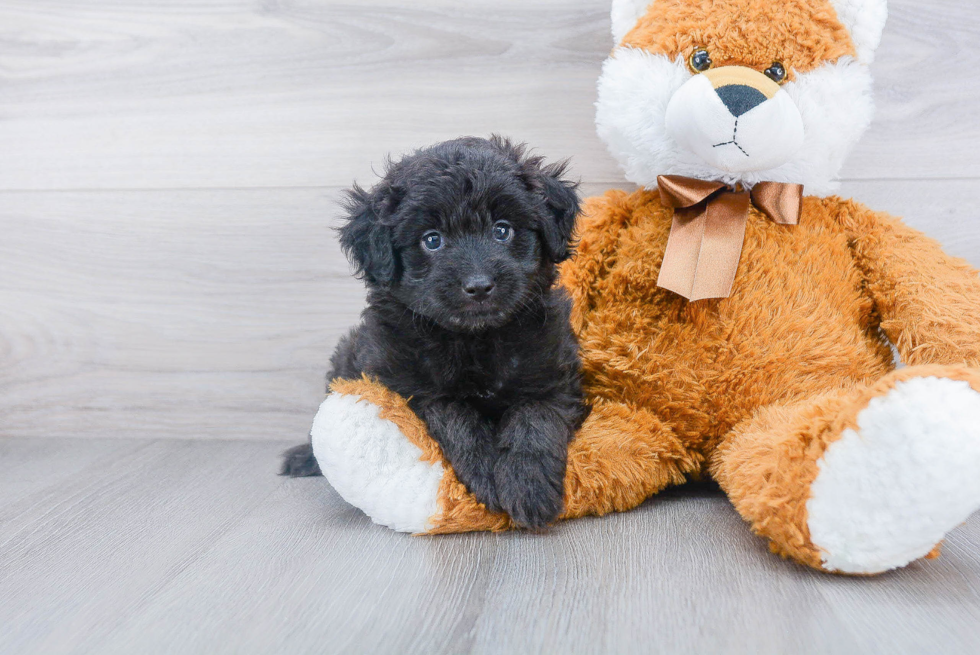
[281,136,587,528]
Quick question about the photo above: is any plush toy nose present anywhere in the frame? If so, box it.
[704,66,781,118]
[715,85,767,117]
[463,275,495,300]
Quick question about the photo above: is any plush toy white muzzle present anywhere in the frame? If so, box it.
[665,66,805,174]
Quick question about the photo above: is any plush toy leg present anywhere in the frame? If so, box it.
[310,379,445,533]
[711,365,980,574]
[311,377,699,533]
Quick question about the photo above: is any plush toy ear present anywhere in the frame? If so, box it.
[611,0,655,45]
[338,182,401,287]
[829,0,888,64]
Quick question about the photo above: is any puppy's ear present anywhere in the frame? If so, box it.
[338,182,401,287]
[488,135,580,263]
[532,160,580,263]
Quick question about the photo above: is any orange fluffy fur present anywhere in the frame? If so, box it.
[622,0,856,79]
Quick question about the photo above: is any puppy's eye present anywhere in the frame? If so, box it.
[492,221,513,243]
[764,61,787,84]
[689,48,712,73]
[421,231,443,251]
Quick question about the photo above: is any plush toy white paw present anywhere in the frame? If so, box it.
[807,377,980,574]
[311,393,443,533]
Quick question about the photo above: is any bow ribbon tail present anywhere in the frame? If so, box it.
[657,191,751,301]
[751,181,803,225]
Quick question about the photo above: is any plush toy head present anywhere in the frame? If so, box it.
[597,0,888,195]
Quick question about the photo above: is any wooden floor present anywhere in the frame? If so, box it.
[4,437,980,655]
[2,1,980,653]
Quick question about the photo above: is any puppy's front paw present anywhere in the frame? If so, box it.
[459,467,501,514]
[494,451,564,529]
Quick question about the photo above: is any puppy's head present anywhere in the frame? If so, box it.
[339,136,579,332]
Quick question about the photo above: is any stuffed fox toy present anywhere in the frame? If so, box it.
[310,0,980,575]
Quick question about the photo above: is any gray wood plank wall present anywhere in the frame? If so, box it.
[2,0,977,443]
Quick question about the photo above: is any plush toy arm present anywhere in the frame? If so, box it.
[843,200,980,367]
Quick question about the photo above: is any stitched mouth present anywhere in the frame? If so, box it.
[713,118,750,157]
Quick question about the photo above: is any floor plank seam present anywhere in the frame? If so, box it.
[79,480,293,653]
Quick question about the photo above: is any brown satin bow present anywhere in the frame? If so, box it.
[656,175,803,301]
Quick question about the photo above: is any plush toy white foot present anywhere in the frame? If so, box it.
[807,377,980,574]
[310,393,443,533]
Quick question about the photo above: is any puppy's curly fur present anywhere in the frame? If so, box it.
[281,136,588,528]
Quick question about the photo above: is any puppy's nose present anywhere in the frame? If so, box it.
[715,84,767,117]
[462,275,495,300]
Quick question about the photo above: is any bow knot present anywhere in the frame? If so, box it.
[656,175,803,301]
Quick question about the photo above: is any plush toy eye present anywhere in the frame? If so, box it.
[422,231,443,251]
[492,221,513,243]
[689,48,712,73]
[764,61,787,83]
